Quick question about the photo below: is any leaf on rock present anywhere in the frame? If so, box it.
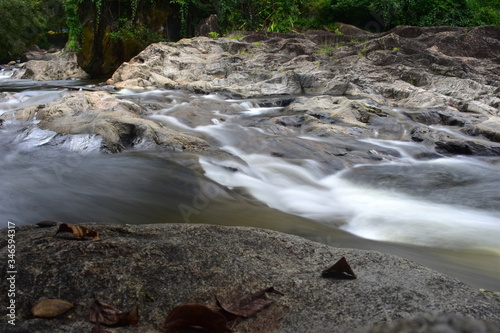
[56,223,100,241]
[31,299,74,318]
[91,324,110,333]
[36,220,58,228]
[321,256,357,279]
[216,287,283,318]
[163,304,231,333]
[89,299,139,326]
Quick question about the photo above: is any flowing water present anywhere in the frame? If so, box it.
[1,70,499,290]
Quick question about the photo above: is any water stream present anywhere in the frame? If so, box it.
[1,71,499,290]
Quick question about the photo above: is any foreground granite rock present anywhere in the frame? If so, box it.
[1,223,499,332]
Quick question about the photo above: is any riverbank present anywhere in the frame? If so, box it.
[1,223,499,332]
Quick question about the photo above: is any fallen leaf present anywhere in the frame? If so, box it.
[36,220,58,228]
[216,287,283,318]
[89,299,139,326]
[163,304,231,333]
[321,256,357,279]
[56,223,100,241]
[91,324,110,333]
[31,299,74,318]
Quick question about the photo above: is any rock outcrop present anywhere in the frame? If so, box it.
[108,26,500,110]
[11,52,89,81]
[107,26,500,157]
[1,223,499,332]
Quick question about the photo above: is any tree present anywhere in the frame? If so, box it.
[0,0,46,60]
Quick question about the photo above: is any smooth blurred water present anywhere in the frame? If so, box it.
[1,79,499,290]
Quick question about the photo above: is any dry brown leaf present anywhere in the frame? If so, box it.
[56,223,100,241]
[89,299,139,326]
[216,287,283,318]
[321,256,357,279]
[31,299,74,318]
[163,304,231,333]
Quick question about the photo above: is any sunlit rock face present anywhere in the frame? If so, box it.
[77,1,181,78]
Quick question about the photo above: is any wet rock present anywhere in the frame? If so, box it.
[402,108,475,127]
[435,139,500,156]
[6,91,208,153]
[467,118,500,143]
[278,95,389,140]
[1,224,499,333]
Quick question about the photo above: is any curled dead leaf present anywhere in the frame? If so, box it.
[89,299,139,326]
[31,299,74,318]
[163,304,231,333]
[322,256,357,279]
[56,223,100,241]
[216,287,283,318]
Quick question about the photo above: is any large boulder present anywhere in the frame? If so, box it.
[11,52,89,81]
[1,223,499,333]
[3,91,208,153]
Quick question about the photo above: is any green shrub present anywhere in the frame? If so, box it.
[108,19,165,48]
[0,0,48,60]
[466,0,500,25]
[324,0,499,30]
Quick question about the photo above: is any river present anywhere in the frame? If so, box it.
[1,69,499,290]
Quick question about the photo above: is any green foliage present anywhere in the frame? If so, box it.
[317,41,344,55]
[170,0,211,37]
[324,0,499,29]
[108,19,165,48]
[64,0,82,51]
[64,0,165,51]
[207,31,220,38]
[170,0,190,37]
[175,0,306,33]
[0,0,55,60]
[1,0,498,63]
[466,0,500,25]
[174,0,497,36]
